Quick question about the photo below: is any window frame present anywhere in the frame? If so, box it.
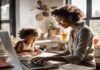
[69,0,100,26]
[0,0,16,37]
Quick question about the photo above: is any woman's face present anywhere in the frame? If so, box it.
[55,16,71,28]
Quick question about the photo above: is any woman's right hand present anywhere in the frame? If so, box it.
[31,57,47,66]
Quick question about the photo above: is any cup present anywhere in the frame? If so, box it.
[61,33,67,41]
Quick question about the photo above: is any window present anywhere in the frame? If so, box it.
[90,20,100,38]
[71,0,87,17]
[1,23,10,34]
[92,0,100,17]
[1,0,10,20]
[90,20,100,45]
[0,0,16,36]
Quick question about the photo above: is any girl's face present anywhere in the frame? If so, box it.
[55,16,71,28]
[26,35,37,44]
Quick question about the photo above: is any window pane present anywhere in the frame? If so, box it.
[1,0,10,20]
[1,23,10,34]
[72,0,87,17]
[92,0,100,17]
[90,20,100,38]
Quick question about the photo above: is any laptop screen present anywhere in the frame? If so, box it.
[0,31,23,70]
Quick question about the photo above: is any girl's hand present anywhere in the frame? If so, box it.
[34,49,42,55]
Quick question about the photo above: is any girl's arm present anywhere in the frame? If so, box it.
[15,41,33,54]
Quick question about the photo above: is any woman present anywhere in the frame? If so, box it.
[32,5,96,68]
[15,28,41,56]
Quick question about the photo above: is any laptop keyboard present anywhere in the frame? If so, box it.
[20,60,58,70]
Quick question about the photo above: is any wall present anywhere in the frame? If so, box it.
[16,0,36,36]
[17,0,35,28]
[16,0,65,36]
[43,0,65,7]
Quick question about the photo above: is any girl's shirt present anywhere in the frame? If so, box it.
[15,41,40,55]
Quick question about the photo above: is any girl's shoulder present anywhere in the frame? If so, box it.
[16,41,24,46]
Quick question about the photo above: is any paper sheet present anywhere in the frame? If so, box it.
[60,64,94,70]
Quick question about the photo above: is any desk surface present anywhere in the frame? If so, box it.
[95,58,100,64]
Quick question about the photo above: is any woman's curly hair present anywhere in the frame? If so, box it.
[51,4,85,22]
[19,28,38,39]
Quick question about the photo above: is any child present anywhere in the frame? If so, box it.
[15,28,41,56]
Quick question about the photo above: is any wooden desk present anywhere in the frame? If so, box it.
[95,58,100,70]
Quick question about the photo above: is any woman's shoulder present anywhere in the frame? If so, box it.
[77,23,90,33]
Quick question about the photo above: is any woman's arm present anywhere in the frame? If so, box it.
[32,56,69,63]
[62,28,91,63]
[55,50,70,56]
[44,56,69,63]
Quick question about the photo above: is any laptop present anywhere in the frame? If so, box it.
[0,31,58,70]
[0,31,24,70]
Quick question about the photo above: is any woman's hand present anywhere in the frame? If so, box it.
[31,57,47,62]
[31,57,47,66]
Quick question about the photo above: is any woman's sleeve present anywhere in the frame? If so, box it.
[62,28,90,63]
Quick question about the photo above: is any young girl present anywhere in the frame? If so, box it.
[15,28,41,56]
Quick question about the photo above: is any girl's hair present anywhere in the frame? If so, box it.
[51,4,85,22]
[19,28,38,39]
